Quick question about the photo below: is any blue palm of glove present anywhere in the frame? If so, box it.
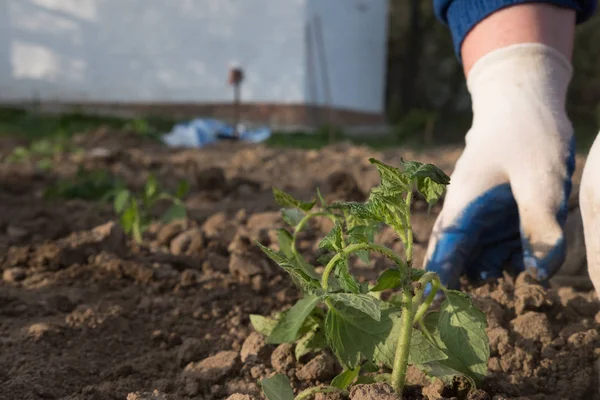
[424,141,575,290]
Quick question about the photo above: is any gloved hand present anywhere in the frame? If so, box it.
[422,43,575,290]
[580,133,600,299]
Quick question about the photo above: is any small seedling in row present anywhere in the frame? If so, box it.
[253,158,490,399]
[44,168,126,201]
[113,175,189,243]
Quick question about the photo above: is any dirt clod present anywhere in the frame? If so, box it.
[178,338,208,366]
[349,383,400,400]
[226,394,258,400]
[240,332,271,363]
[510,311,554,345]
[2,266,26,282]
[183,350,240,384]
[296,353,337,381]
[127,390,171,400]
[271,343,295,373]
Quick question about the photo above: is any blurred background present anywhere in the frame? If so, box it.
[0,0,599,150]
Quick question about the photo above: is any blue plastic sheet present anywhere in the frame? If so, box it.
[161,118,271,148]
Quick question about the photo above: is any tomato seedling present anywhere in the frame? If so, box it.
[254,158,489,398]
[113,175,189,243]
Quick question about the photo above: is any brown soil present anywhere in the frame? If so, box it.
[0,128,598,400]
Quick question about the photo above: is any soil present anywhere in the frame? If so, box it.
[0,128,598,400]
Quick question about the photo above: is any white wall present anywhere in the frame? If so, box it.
[0,0,388,114]
[305,0,388,113]
[0,0,306,103]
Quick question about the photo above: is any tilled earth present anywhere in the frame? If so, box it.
[0,128,598,400]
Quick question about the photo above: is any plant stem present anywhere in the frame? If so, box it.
[321,243,404,290]
[404,191,413,268]
[413,276,441,324]
[294,386,345,400]
[292,211,331,254]
[391,287,415,394]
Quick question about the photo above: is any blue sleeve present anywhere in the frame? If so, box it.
[432,0,597,59]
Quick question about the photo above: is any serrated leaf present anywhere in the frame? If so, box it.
[267,295,323,344]
[370,268,404,292]
[295,325,327,360]
[416,176,446,206]
[250,314,279,336]
[331,367,360,389]
[273,187,316,211]
[333,257,361,294]
[325,302,399,369]
[256,242,321,293]
[399,158,450,185]
[437,290,489,384]
[327,293,382,321]
[161,203,186,223]
[176,180,190,199]
[355,376,376,385]
[114,190,131,214]
[368,158,412,193]
[260,374,294,400]
[318,222,343,251]
[281,208,304,226]
[330,201,377,221]
[276,229,294,257]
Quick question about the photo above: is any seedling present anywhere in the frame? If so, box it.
[113,175,189,243]
[254,158,489,398]
[4,136,83,167]
[44,168,126,201]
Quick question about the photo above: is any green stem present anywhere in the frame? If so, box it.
[291,211,332,255]
[321,243,404,290]
[404,191,414,268]
[413,276,441,324]
[391,286,415,394]
[294,386,345,400]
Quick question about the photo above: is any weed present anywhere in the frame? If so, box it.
[113,175,189,243]
[253,158,489,398]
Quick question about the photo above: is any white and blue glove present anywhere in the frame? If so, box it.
[580,131,600,300]
[423,43,576,290]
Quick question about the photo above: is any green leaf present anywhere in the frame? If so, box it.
[318,222,343,251]
[399,158,450,185]
[416,176,446,206]
[330,201,377,221]
[119,202,137,234]
[370,268,404,292]
[114,190,131,214]
[282,208,304,226]
[368,158,412,194]
[437,290,489,384]
[327,293,383,321]
[347,224,378,264]
[409,329,449,364]
[331,367,360,389]
[161,203,187,223]
[250,314,279,336]
[316,187,327,208]
[144,175,158,202]
[276,229,295,258]
[273,187,316,211]
[295,325,327,360]
[256,242,321,293]
[176,180,190,199]
[361,360,380,373]
[333,257,361,294]
[260,374,294,400]
[267,295,323,344]
[325,302,400,369]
